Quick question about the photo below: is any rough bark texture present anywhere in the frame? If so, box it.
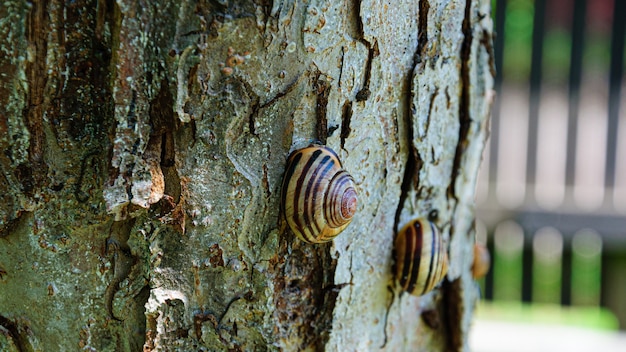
[0,0,494,351]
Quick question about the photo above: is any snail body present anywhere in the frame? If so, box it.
[281,146,358,243]
[394,218,448,296]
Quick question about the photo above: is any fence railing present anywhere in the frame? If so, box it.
[476,0,626,329]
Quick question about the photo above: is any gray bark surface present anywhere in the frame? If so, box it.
[0,0,494,351]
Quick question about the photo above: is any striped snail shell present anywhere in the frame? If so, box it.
[394,218,448,296]
[280,145,357,243]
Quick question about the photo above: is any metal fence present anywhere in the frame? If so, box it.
[476,0,626,328]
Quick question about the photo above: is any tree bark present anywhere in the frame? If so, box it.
[0,0,494,351]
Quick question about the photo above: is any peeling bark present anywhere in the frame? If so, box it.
[0,0,494,350]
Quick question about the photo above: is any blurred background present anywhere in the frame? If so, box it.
[470,0,626,350]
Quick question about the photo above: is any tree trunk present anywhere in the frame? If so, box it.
[0,0,494,351]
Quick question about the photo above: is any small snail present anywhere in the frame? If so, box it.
[280,145,357,243]
[472,242,491,279]
[394,218,448,296]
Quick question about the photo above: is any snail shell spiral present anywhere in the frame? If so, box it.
[394,218,448,296]
[281,146,358,243]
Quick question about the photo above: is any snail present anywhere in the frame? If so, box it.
[394,218,448,296]
[280,145,358,243]
[472,242,491,279]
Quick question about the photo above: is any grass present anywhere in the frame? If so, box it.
[475,301,620,331]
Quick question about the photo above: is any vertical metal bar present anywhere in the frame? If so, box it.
[489,0,507,184]
[605,0,625,191]
[564,0,587,186]
[561,244,572,306]
[526,0,547,187]
[484,237,495,300]
[522,238,533,303]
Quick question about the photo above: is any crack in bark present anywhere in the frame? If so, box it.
[21,0,50,195]
[0,315,31,352]
[447,0,473,203]
[231,76,262,138]
[104,218,137,322]
[127,90,138,130]
[259,73,303,109]
[249,100,260,136]
[340,101,353,149]
[143,80,183,221]
[442,1,476,351]
[161,131,176,168]
[352,0,361,33]
[262,164,271,196]
[425,87,440,139]
[312,71,331,144]
[355,41,377,102]
[338,46,346,88]
[442,278,463,352]
[193,310,218,340]
[421,308,441,329]
[392,0,432,233]
[393,59,423,234]
[417,0,431,56]
[353,0,377,102]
